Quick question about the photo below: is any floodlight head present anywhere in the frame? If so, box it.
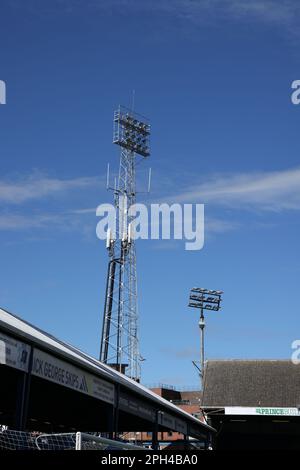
[189,286,223,314]
[113,106,150,157]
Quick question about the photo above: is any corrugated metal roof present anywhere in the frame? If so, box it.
[0,307,214,432]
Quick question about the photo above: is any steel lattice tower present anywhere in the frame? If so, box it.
[100,106,150,381]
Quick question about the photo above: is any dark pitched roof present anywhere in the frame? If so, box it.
[201,360,300,407]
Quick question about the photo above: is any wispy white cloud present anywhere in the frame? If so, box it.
[71,207,97,215]
[9,0,300,30]
[0,171,104,236]
[97,0,300,37]
[0,172,99,204]
[0,214,45,230]
[205,217,239,232]
[168,167,300,212]
[167,0,299,26]
[224,0,296,23]
[0,212,81,231]
[2,166,299,236]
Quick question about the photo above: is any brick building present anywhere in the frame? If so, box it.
[125,385,205,447]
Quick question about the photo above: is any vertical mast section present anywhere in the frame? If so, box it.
[100,106,150,381]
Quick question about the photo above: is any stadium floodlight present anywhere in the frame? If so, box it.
[113,106,150,157]
[188,286,223,389]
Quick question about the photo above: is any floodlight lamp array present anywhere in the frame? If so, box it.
[188,287,223,312]
[113,106,150,157]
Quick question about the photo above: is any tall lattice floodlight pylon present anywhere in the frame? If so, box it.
[100,105,150,382]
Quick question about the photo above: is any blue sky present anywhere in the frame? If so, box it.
[1,0,300,386]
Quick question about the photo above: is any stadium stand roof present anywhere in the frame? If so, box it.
[202,359,300,407]
[0,307,214,438]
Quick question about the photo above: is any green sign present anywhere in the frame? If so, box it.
[256,408,299,416]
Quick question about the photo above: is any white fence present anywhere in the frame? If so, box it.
[75,432,143,450]
[0,428,144,450]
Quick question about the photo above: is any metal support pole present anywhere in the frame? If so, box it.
[113,384,120,439]
[15,347,33,431]
[152,411,160,450]
[199,308,205,390]
[108,404,115,440]
[15,372,27,430]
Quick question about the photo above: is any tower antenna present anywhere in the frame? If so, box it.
[131,89,135,112]
[100,105,150,381]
